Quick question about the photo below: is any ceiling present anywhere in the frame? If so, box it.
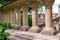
[0,0,15,8]
[0,0,54,11]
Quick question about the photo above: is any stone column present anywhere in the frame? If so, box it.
[58,5,60,16]
[56,21,59,31]
[28,3,41,33]
[2,11,3,22]
[0,11,3,22]
[6,11,9,23]
[41,0,57,35]
[9,9,14,24]
[0,12,1,21]
[14,7,20,25]
[58,5,60,25]
[20,5,29,31]
[13,9,16,25]
[5,11,9,23]
[3,12,7,22]
[13,7,21,30]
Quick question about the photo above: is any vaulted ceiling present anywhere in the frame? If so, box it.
[0,0,15,8]
[0,0,54,11]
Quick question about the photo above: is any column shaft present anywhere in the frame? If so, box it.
[14,10,16,24]
[13,7,21,30]
[41,4,57,35]
[45,6,53,28]
[20,5,29,31]
[15,8,20,25]
[0,11,3,22]
[32,6,38,26]
[28,3,41,33]
[16,12,20,25]
[10,9,14,24]
[56,21,59,31]
[23,8,28,26]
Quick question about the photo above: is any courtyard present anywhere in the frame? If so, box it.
[0,0,60,40]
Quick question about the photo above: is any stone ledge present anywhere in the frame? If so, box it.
[8,31,59,40]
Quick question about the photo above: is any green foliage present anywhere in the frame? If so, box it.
[3,32,11,37]
[28,15,32,27]
[7,23,11,28]
[20,15,32,27]
[28,7,32,13]
[0,22,7,30]
[0,0,10,8]
[20,14,23,25]
[0,22,10,40]
[0,22,12,29]
[39,2,44,7]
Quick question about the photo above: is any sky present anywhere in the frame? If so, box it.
[53,0,60,13]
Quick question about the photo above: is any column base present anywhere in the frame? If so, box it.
[14,25,21,30]
[28,26,41,33]
[20,26,29,31]
[41,27,57,35]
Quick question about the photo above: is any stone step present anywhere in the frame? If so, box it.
[8,31,59,40]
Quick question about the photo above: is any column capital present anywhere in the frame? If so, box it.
[32,3,39,9]
[44,0,55,8]
[9,8,14,13]
[14,6,20,11]
[14,6,20,13]
[21,4,29,10]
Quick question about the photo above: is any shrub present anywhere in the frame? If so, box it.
[0,22,7,30]
[0,22,10,40]
[28,15,32,27]
[7,23,11,28]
